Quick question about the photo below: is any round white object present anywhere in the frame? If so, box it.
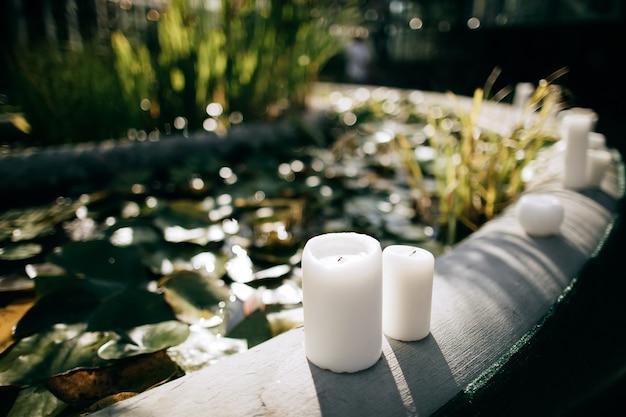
[516,194,565,237]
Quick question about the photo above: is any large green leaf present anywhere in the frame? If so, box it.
[0,202,79,243]
[160,270,230,325]
[97,320,190,360]
[13,288,101,339]
[46,240,148,285]
[225,309,272,348]
[6,385,67,417]
[0,324,111,386]
[34,274,127,301]
[87,289,177,332]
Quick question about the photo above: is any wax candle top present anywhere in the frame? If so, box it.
[303,232,380,268]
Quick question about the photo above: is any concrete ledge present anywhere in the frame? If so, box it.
[0,114,328,207]
[90,148,624,416]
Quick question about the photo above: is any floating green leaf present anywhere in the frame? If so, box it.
[5,385,67,417]
[13,287,100,339]
[225,309,272,348]
[46,240,148,285]
[0,324,110,387]
[160,270,230,325]
[87,289,177,332]
[0,243,43,261]
[97,320,190,360]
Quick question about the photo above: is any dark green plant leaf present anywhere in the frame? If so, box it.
[0,243,43,261]
[0,324,111,387]
[13,288,101,339]
[0,384,21,416]
[87,289,177,332]
[155,200,213,230]
[0,202,78,243]
[97,320,190,360]
[160,270,230,325]
[0,274,35,292]
[46,240,148,285]
[5,385,67,417]
[225,309,272,348]
[34,275,127,301]
[141,241,225,276]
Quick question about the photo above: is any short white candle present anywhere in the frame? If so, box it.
[301,232,382,373]
[586,148,612,188]
[516,194,565,237]
[382,245,434,342]
[562,113,593,189]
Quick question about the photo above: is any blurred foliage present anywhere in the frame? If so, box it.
[425,67,567,244]
[8,41,141,145]
[112,0,361,132]
[323,68,567,245]
[6,0,362,145]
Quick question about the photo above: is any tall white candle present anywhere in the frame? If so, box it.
[586,148,612,188]
[562,113,593,189]
[382,245,434,341]
[301,232,382,373]
[513,82,534,111]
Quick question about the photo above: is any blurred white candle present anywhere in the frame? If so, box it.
[588,132,607,150]
[513,82,534,111]
[301,232,382,373]
[562,113,594,189]
[516,194,564,237]
[587,148,612,188]
[383,245,434,341]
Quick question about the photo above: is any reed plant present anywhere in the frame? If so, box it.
[398,68,568,245]
[112,0,362,133]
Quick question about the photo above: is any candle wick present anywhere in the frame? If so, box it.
[410,250,417,256]
[338,256,344,263]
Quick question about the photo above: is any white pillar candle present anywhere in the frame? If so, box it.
[586,148,612,188]
[382,245,434,342]
[588,132,607,150]
[516,194,565,237]
[301,232,382,373]
[513,82,534,111]
[562,113,594,189]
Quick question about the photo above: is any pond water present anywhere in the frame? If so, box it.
[0,86,453,416]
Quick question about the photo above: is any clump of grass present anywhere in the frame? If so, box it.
[112,0,362,133]
[407,67,568,245]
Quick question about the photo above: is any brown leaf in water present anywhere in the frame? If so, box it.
[45,349,184,406]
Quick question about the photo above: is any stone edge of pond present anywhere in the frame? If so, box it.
[0,111,333,207]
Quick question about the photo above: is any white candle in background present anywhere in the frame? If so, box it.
[301,232,382,373]
[588,132,607,150]
[383,245,434,342]
[516,194,565,237]
[586,148,612,188]
[562,113,594,189]
[513,82,534,111]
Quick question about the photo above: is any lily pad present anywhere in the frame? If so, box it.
[46,240,148,285]
[159,270,230,325]
[97,320,190,360]
[0,243,43,261]
[0,324,110,387]
[225,309,272,348]
[45,349,183,406]
[4,385,67,417]
[13,288,101,339]
[87,289,178,332]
